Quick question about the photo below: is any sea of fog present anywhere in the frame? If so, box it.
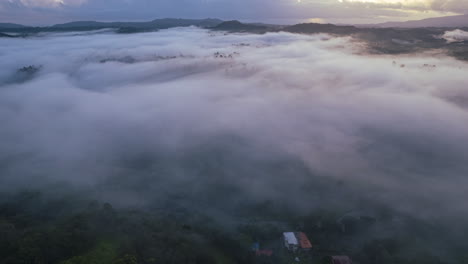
[1,27,468,222]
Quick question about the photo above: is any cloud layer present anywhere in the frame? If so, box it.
[443,29,468,42]
[0,28,468,220]
[4,0,87,8]
[1,0,466,25]
[338,0,468,12]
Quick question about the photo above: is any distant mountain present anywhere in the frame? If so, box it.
[150,18,223,28]
[360,14,468,28]
[51,21,106,28]
[0,18,223,33]
[0,23,26,29]
[52,18,223,30]
[284,23,359,35]
[212,20,268,32]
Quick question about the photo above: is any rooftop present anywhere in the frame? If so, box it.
[283,232,298,245]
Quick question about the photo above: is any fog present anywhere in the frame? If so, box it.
[1,27,468,223]
[443,29,468,42]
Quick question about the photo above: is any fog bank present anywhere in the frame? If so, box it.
[443,29,468,42]
[1,27,468,221]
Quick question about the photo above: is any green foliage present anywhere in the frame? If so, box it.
[113,254,138,264]
[61,242,118,264]
[0,191,466,264]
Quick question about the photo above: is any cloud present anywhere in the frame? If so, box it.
[0,0,89,24]
[0,28,468,221]
[443,29,468,42]
[337,0,468,13]
[2,0,465,25]
[4,0,88,8]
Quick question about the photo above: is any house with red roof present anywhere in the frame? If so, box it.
[283,232,313,252]
[297,232,312,251]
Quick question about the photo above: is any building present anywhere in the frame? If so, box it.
[283,232,299,251]
[297,232,312,251]
[283,232,313,252]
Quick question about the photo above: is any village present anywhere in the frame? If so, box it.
[250,230,352,264]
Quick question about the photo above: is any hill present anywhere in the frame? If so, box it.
[0,32,16,38]
[0,23,26,29]
[212,20,268,32]
[0,18,224,33]
[51,21,107,28]
[284,23,359,35]
[51,18,223,30]
[360,14,468,28]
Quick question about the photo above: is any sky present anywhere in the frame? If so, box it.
[0,0,467,25]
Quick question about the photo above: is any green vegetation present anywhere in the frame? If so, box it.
[0,191,251,264]
[61,242,118,264]
[0,189,466,264]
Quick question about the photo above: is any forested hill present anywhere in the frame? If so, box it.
[0,18,223,33]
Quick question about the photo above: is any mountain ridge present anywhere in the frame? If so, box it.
[51,18,223,29]
[0,23,27,29]
[0,18,224,33]
[358,14,468,28]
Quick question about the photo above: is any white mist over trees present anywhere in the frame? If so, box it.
[0,27,468,218]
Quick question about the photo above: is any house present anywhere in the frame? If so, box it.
[297,232,312,250]
[283,232,312,252]
[283,232,299,251]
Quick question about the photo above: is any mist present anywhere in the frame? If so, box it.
[443,29,468,42]
[1,27,468,226]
